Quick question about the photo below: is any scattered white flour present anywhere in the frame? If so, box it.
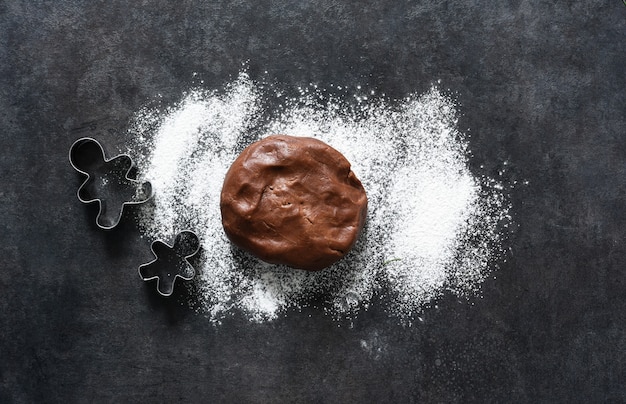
[126,72,511,325]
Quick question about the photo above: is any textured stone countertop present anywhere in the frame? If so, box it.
[1,1,625,402]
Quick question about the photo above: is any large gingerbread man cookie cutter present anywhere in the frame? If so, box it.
[69,137,152,229]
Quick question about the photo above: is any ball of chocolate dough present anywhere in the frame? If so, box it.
[220,135,368,271]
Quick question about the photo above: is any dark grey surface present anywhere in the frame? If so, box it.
[1,1,625,402]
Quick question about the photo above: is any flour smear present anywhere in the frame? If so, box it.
[126,72,511,325]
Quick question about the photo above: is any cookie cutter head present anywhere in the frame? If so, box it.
[69,137,152,229]
[139,231,200,297]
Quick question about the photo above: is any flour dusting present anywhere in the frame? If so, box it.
[126,72,510,324]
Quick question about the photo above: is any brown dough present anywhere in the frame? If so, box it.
[220,135,367,271]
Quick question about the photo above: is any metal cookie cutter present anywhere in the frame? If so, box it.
[139,231,200,296]
[69,137,152,229]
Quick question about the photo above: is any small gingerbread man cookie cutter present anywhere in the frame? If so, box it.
[69,137,152,229]
[138,230,200,297]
